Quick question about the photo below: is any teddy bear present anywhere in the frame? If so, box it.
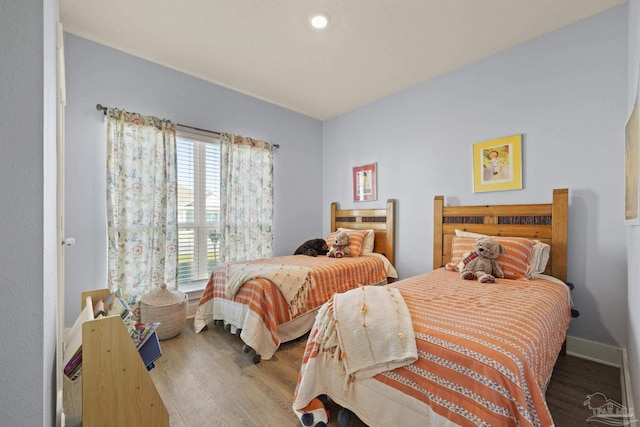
[327,231,351,258]
[459,237,505,283]
[294,238,329,257]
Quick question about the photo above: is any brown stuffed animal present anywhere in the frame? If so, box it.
[459,237,504,283]
[327,231,351,258]
[294,238,329,257]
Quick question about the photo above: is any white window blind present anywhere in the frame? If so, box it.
[176,127,220,284]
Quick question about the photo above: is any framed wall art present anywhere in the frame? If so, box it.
[625,83,640,225]
[353,163,377,202]
[473,134,523,193]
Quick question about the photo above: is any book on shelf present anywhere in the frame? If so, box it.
[93,299,106,318]
[63,296,94,381]
[64,347,83,381]
[103,291,117,312]
[109,293,130,318]
[121,308,137,334]
[96,291,136,332]
[130,322,161,349]
[138,330,162,370]
[63,292,164,379]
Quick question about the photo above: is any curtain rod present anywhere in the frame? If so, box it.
[95,104,279,149]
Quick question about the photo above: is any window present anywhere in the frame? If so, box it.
[176,127,220,285]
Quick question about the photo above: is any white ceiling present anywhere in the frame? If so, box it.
[60,0,626,120]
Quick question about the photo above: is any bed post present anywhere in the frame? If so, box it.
[330,202,338,232]
[385,199,395,267]
[551,188,569,283]
[433,195,444,270]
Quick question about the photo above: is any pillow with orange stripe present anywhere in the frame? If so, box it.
[326,230,367,257]
[338,227,375,254]
[449,236,535,279]
[454,229,550,278]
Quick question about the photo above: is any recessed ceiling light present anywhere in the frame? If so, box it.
[310,13,328,29]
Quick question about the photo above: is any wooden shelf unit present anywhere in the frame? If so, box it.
[79,289,169,427]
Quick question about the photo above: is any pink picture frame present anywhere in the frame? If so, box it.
[353,163,377,202]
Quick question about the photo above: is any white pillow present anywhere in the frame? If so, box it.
[454,229,550,278]
[338,227,375,254]
[528,242,550,276]
[454,229,485,238]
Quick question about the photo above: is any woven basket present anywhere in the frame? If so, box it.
[140,283,187,341]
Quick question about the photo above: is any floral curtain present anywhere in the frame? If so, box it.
[220,133,274,262]
[106,109,178,309]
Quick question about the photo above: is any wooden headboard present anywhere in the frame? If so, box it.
[433,188,568,282]
[330,199,396,267]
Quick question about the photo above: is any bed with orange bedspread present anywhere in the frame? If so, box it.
[194,199,396,362]
[293,189,571,426]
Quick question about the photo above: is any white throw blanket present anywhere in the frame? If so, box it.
[315,285,417,385]
[225,263,315,317]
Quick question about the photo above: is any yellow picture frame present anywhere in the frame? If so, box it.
[473,134,522,193]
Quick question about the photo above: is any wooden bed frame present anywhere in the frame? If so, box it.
[330,198,396,267]
[433,188,568,282]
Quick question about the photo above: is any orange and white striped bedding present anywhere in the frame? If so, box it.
[194,254,389,360]
[293,268,571,427]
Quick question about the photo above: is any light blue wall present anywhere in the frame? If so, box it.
[63,34,323,326]
[1,1,58,425]
[323,6,629,348]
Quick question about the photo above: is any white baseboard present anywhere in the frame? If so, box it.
[566,335,623,367]
[58,389,64,427]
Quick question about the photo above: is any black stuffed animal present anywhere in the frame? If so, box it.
[294,238,329,257]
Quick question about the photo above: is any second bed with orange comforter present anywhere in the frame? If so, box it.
[293,268,571,427]
[193,253,394,360]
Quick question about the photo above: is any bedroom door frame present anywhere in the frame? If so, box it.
[56,21,67,427]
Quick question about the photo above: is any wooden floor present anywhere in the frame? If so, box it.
[64,318,622,426]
